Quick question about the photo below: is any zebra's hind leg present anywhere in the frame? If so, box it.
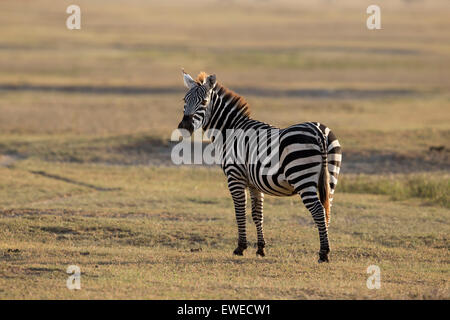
[249,186,265,257]
[299,190,330,263]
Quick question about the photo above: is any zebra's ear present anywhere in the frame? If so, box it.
[204,74,216,90]
[182,69,196,89]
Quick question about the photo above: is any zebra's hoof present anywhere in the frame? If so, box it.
[318,251,329,263]
[256,247,265,257]
[233,247,244,256]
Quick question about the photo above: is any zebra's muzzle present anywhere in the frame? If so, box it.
[178,114,194,136]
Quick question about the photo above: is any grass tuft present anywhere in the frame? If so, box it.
[339,173,450,208]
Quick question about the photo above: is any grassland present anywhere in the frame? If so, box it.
[0,0,449,299]
[1,161,448,299]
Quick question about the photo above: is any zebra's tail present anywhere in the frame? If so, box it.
[318,158,330,228]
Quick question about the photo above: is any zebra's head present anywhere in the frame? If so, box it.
[178,70,216,136]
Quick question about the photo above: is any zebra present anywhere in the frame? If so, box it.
[177,70,342,263]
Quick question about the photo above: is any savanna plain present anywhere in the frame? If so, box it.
[0,0,449,299]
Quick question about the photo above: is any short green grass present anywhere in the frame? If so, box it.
[340,174,450,208]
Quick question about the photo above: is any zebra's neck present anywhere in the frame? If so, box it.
[203,83,252,133]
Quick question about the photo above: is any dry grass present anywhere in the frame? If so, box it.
[0,161,448,299]
[0,0,449,299]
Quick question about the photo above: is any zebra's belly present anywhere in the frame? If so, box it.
[247,169,296,196]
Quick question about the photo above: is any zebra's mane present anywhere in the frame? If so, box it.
[196,71,207,84]
[214,83,251,118]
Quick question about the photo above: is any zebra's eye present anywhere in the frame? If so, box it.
[202,99,208,105]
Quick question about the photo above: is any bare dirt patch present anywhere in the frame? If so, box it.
[0,154,20,167]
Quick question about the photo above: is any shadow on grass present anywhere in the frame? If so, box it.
[29,170,121,192]
[0,83,417,99]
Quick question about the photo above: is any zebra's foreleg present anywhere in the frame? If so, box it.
[249,187,265,257]
[228,182,248,256]
[300,192,330,263]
